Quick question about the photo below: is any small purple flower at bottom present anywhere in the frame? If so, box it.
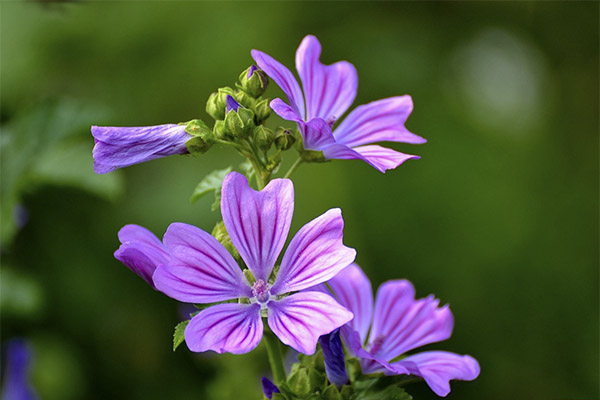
[152,171,355,355]
[251,35,426,173]
[91,124,191,174]
[261,377,279,399]
[315,264,480,397]
[114,224,170,290]
[1,338,39,400]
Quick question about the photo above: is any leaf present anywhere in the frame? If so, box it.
[173,320,189,351]
[190,167,233,209]
[351,375,413,400]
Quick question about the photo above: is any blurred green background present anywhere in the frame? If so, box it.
[1,2,598,399]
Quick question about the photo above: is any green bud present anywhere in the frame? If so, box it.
[234,90,256,109]
[225,110,245,139]
[274,128,296,151]
[340,385,352,400]
[206,87,236,120]
[345,358,361,383]
[185,136,212,155]
[243,269,256,285]
[213,120,229,140]
[308,367,326,392]
[184,119,212,138]
[253,126,274,152]
[321,385,342,400]
[239,65,269,97]
[254,98,271,122]
[287,367,310,397]
[211,221,239,259]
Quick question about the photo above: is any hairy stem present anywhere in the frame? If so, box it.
[283,157,303,179]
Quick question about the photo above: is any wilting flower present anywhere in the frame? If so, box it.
[114,224,170,290]
[92,124,191,174]
[152,171,355,355]
[317,264,480,397]
[319,329,348,388]
[251,35,426,173]
[1,338,38,400]
[261,377,280,399]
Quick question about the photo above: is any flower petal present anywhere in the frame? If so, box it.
[327,264,374,344]
[322,144,419,173]
[251,49,305,119]
[319,329,348,387]
[221,172,294,282]
[267,291,353,355]
[153,222,251,303]
[391,351,480,397]
[91,124,190,174]
[270,98,304,123]
[261,377,280,399]
[114,224,170,289]
[333,96,426,148]
[184,303,263,354]
[271,208,356,295]
[295,35,358,121]
[369,280,454,361]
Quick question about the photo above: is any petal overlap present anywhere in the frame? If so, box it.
[153,222,252,303]
[271,208,356,295]
[185,303,263,354]
[221,172,294,282]
[267,292,353,355]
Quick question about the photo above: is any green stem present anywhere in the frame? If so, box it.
[283,157,303,179]
[263,328,286,384]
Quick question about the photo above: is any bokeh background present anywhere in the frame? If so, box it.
[1,2,598,399]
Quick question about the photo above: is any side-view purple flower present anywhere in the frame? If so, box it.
[251,35,426,173]
[92,124,191,174]
[317,264,480,397]
[118,171,355,355]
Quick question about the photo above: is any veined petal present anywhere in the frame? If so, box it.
[322,144,419,173]
[267,291,353,355]
[295,35,357,121]
[270,98,304,123]
[319,329,348,387]
[221,172,294,282]
[114,224,170,289]
[338,326,404,376]
[271,209,356,295]
[184,303,263,354]
[91,124,190,174]
[391,351,480,397]
[333,96,426,148]
[251,49,305,119]
[327,264,374,344]
[369,280,454,361]
[153,223,251,303]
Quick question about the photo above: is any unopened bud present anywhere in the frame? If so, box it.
[254,98,271,122]
[185,136,212,155]
[253,126,274,152]
[206,87,236,121]
[239,65,269,97]
[212,221,239,259]
[213,120,229,140]
[274,128,296,151]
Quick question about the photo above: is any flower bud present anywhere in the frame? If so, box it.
[212,221,239,259]
[234,90,256,109]
[184,119,214,140]
[239,65,269,97]
[274,128,296,151]
[213,120,229,140]
[206,87,236,120]
[253,126,274,152]
[185,136,212,155]
[254,98,271,122]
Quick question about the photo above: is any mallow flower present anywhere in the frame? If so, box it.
[150,171,355,355]
[317,264,480,397]
[114,224,170,290]
[251,35,426,173]
[92,124,192,174]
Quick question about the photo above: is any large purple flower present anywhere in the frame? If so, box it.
[92,124,191,174]
[251,35,426,173]
[151,171,355,355]
[317,264,480,397]
[114,224,170,290]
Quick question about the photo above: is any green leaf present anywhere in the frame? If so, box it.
[351,375,413,400]
[173,320,189,351]
[190,167,233,208]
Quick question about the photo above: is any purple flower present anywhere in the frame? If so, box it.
[319,329,348,388]
[152,171,355,355]
[91,124,192,174]
[251,35,426,173]
[114,224,170,290]
[261,377,279,399]
[1,338,39,400]
[317,264,480,397]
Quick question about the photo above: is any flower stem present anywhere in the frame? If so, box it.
[283,157,303,179]
[263,329,286,384]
